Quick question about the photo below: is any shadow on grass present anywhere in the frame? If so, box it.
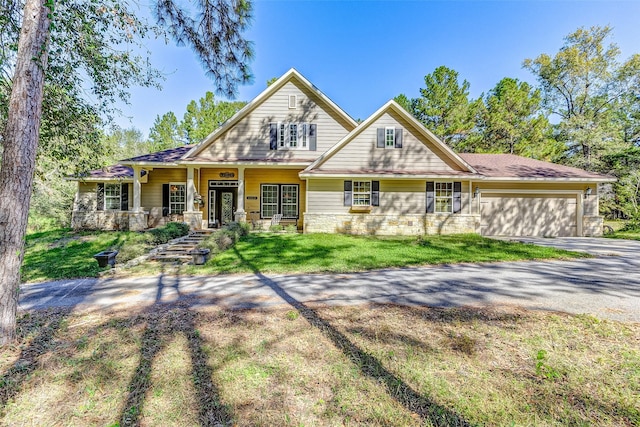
[120,267,233,426]
[232,246,474,426]
[0,309,69,414]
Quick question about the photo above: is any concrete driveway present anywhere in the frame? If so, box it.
[19,237,640,322]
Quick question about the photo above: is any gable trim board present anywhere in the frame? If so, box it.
[69,68,615,236]
[302,100,477,176]
[184,68,358,160]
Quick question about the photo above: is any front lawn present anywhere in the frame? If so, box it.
[22,229,139,283]
[1,305,637,426]
[184,232,587,275]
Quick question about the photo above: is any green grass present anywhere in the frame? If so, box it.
[1,305,637,426]
[184,232,588,275]
[22,229,152,283]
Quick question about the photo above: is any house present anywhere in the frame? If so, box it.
[69,68,615,237]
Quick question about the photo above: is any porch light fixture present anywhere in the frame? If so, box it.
[474,186,480,198]
[585,187,592,198]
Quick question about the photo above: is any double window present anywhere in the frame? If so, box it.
[169,183,186,214]
[260,184,299,219]
[104,183,121,210]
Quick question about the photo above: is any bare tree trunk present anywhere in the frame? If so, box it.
[0,0,51,346]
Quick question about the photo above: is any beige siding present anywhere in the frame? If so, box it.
[75,182,97,211]
[141,168,187,211]
[193,80,353,161]
[317,111,464,172]
[307,178,470,216]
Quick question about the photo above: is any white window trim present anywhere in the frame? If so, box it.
[104,183,121,211]
[280,184,299,219]
[288,94,297,109]
[260,184,299,219]
[276,122,310,151]
[435,182,453,213]
[169,182,186,214]
[352,180,372,207]
[385,127,395,149]
[260,184,279,219]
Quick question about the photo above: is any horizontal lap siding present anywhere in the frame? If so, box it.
[317,111,464,172]
[141,168,186,210]
[75,182,97,211]
[308,179,469,215]
[197,81,352,161]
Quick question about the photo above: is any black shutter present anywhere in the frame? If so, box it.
[162,184,170,216]
[395,128,403,148]
[121,183,129,211]
[426,182,435,213]
[269,123,278,150]
[96,183,104,211]
[344,180,352,206]
[453,182,462,214]
[309,124,317,151]
[377,128,385,148]
[371,181,380,206]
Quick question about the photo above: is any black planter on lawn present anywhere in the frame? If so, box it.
[189,248,211,265]
[94,250,118,268]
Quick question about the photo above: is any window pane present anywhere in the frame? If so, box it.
[105,184,121,210]
[170,184,185,214]
[261,185,278,218]
[279,124,285,147]
[434,182,453,213]
[281,185,298,218]
[352,181,371,206]
[289,124,297,147]
[385,128,395,147]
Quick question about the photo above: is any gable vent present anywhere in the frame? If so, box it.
[288,94,297,109]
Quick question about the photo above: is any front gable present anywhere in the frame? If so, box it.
[182,69,357,164]
[303,101,476,176]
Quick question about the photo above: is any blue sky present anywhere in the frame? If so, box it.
[115,0,640,135]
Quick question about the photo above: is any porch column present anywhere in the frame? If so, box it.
[129,166,147,231]
[132,166,141,212]
[183,166,201,229]
[186,166,195,208]
[235,166,247,222]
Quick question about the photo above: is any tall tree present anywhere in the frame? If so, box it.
[473,77,559,159]
[409,66,481,149]
[180,91,246,143]
[524,25,640,170]
[148,111,182,151]
[0,0,254,345]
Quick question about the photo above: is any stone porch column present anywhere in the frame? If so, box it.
[235,166,247,223]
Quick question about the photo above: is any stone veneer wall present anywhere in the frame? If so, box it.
[71,211,130,230]
[582,215,604,237]
[304,213,480,235]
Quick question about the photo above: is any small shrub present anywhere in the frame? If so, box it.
[269,224,282,232]
[285,310,299,321]
[227,221,250,237]
[148,222,190,244]
[284,224,298,233]
[215,230,236,251]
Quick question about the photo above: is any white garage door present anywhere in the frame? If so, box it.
[481,194,577,237]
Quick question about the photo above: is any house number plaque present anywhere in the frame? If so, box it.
[219,172,235,178]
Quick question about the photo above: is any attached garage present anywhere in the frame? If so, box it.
[480,193,578,237]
